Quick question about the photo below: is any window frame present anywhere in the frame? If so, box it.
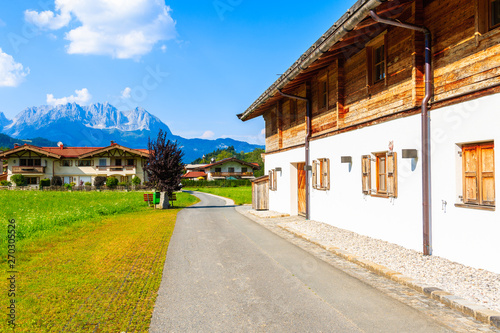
[490,0,500,30]
[269,169,277,191]
[312,158,330,191]
[61,160,72,167]
[460,142,495,208]
[362,152,397,198]
[77,160,93,167]
[366,32,387,87]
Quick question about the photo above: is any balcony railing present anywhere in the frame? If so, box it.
[12,166,45,174]
[211,172,254,177]
[96,165,136,172]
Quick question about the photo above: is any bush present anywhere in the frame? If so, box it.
[131,176,141,186]
[40,178,51,188]
[94,176,106,188]
[84,182,92,186]
[106,176,118,189]
[64,183,72,190]
[11,174,26,186]
[0,180,12,186]
[51,176,63,186]
[118,181,129,187]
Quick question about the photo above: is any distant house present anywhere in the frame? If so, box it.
[0,141,149,187]
[181,158,260,181]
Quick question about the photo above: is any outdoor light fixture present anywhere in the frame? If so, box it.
[402,149,418,159]
[305,165,312,171]
[275,167,282,172]
[341,156,352,164]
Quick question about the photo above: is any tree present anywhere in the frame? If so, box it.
[145,129,184,196]
[94,176,106,188]
[106,176,118,189]
[51,176,63,186]
[131,176,141,186]
[11,174,26,186]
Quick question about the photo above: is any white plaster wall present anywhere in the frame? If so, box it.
[430,94,500,273]
[265,92,500,273]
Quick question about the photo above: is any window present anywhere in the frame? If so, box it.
[319,77,328,109]
[215,167,222,173]
[127,159,135,166]
[61,160,72,167]
[461,142,495,207]
[99,159,107,166]
[26,177,38,185]
[362,152,397,197]
[114,159,122,166]
[242,167,248,173]
[312,158,330,190]
[20,159,41,166]
[77,160,93,167]
[269,169,277,191]
[367,34,386,85]
[228,167,235,173]
[491,0,500,28]
[290,99,297,124]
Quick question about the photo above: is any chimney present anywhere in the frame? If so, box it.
[111,140,116,145]
[14,143,20,148]
[57,141,64,149]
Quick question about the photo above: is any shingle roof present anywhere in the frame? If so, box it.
[182,171,207,179]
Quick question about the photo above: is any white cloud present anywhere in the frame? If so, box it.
[160,44,167,53]
[0,48,30,87]
[201,130,215,139]
[121,87,132,99]
[25,0,177,60]
[47,88,92,106]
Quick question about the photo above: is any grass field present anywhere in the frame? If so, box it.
[184,186,252,205]
[0,191,198,332]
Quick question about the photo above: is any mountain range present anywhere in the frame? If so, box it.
[0,103,263,162]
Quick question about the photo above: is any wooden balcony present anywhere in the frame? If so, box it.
[211,172,254,178]
[12,166,45,174]
[96,165,136,172]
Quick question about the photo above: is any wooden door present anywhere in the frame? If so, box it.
[297,163,306,216]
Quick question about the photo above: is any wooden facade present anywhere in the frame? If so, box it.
[251,0,500,155]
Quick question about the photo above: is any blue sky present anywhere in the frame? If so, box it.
[0,0,351,145]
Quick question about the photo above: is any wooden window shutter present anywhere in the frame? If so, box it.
[322,158,330,190]
[463,146,479,204]
[387,152,398,198]
[273,169,277,190]
[362,155,372,194]
[480,144,495,205]
[312,160,318,189]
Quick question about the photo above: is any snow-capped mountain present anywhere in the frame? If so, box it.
[0,112,12,128]
[1,103,262,162]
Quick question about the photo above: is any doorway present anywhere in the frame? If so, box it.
[297,162,306,216]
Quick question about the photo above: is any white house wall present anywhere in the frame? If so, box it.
[265,93,500,274]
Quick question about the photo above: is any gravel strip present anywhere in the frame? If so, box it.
[283,219,500,313]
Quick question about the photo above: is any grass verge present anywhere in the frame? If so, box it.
[1,191,198,332]
[184,186,252,205]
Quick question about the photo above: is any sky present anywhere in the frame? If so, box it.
[0,0,351,145]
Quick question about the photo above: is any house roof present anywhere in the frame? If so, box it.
[237,0,413,121]
[0,143,149,159]
[78,144,150,158]
[182,171,207,179]
[203,157,260,170]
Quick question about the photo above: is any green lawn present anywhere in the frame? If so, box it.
[184,186,252,205]
[0,190,199,332]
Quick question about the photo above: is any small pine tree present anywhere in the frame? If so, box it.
[144,129,184,196]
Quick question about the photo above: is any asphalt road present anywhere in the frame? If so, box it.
[149,192,452,332]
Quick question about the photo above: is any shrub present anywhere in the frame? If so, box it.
[11,174,26,186]
[94,176,106,188]
[106,176,118,189]
[181,179,251,188]
[118,181,129,187]
[64,183,72,190]
[40,178,51,188]
[51,176,63,186]
[70,182,76,187]
[84,182,92,186]
[131,176,141,186]
[0,180,12,186]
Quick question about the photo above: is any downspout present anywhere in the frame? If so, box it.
[278,90,311,220]
[369,10,433,255]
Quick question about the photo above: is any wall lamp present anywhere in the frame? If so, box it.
[402,149,418,159]
[275,167,282,172]
[341,156,352,172]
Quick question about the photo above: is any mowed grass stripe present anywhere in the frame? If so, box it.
[184,186,252,205]
[4,192,199,332]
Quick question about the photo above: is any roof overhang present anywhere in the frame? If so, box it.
[0,145,62,159]
[78,144,150,159]
[238,0,414,121]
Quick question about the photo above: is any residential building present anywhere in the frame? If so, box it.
[238,0,500,273]
[0,142,149,186]
[182,158,260,180]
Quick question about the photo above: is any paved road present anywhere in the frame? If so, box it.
[149,192,452,332]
